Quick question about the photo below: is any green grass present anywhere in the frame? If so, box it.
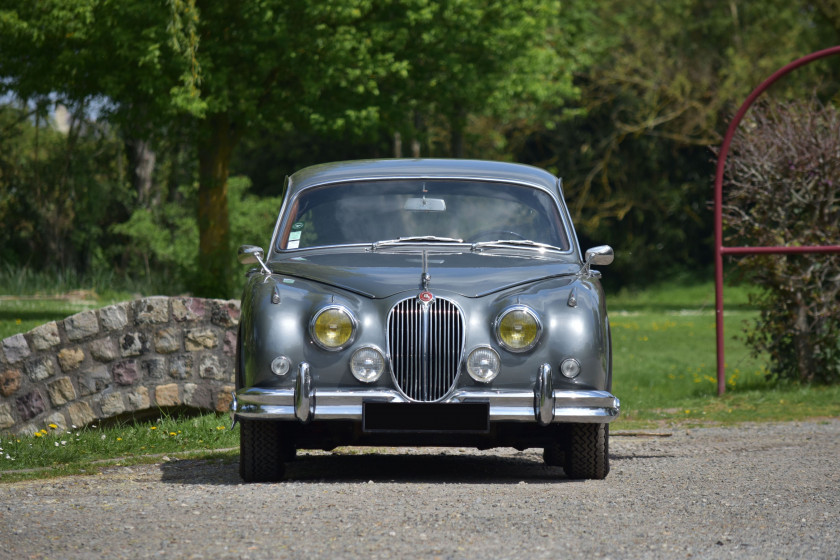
[0,297,104,339]
[1,277,838,482]
[0,412,239,482]
[606,280,840,428]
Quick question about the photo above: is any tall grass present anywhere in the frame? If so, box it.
[0,263,180,300]
[0,264,185,339]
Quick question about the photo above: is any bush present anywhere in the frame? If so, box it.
[722,99,840,383]
[111,176,283,297]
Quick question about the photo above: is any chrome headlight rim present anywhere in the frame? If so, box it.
[350,345,387,383]
[309,304,358,351]
[494,305,542,353]
[466,345,501,383]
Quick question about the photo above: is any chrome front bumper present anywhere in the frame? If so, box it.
[233,362,620,425]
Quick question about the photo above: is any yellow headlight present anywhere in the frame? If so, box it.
[496,307,540,352]
[311,306,355,350]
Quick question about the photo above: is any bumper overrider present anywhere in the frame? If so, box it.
[232,362,620,426]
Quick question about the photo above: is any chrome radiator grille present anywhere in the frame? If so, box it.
[387,297,464,402]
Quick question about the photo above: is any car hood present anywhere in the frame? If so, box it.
[269,249,581,298]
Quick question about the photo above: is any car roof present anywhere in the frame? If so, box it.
[286,159,560,194]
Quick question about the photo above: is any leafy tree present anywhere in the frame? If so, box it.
[0,99,130,273]
[1,1,409,295]
[3,0,574,296]
[514,0,838,283]
[385,0,576,157]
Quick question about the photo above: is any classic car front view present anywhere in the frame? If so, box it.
[233,159,619,481]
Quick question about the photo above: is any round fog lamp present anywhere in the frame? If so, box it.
[310,306,356,350]
[560,358,581,379]
[350,346,385,382]
[467,347,500,383]
[271,356,291,376]
[496,307,541,352]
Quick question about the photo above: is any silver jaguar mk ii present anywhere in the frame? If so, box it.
[234,159,619,481]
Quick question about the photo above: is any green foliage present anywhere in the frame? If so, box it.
[111,191,198,292]
[110,176,282,297]
[2,0,840,298]
[0,102,132,272]
[513,0,840,284]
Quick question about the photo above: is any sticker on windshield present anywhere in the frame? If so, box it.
[287,224,303,249]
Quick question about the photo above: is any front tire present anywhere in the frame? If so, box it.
[239,418,294,482]
[563,423,609,480]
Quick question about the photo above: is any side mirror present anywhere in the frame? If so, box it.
[238,245,264,265]
[238,245,271,275]
[584,245,614,268]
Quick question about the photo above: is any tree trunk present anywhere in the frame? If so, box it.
[393,131,402,158]
[449,107,466,158]
[125,138,157,208]
[194,113,238,298]
[794,295,813,382]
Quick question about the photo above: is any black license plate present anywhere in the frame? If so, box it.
[363,402,490,433]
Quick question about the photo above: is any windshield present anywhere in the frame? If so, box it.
[277,180,570,251]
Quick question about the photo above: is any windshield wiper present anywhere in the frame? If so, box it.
[471,239,565,253]
[371,236,465,250]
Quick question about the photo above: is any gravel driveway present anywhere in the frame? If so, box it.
[1,420,838,559]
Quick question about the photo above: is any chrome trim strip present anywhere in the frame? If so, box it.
[235,387,619,423]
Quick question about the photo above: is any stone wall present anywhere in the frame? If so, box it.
[0,297,239,435]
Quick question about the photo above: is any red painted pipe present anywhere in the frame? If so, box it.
[714,45,840,396]
[722,246,840,255]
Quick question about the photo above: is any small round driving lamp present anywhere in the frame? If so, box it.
[310,305,356,350]
[495,306,541,352]
[350,346,385,382]
[270,356,291,376]
[560,358,581,379]
[467,346,501,383]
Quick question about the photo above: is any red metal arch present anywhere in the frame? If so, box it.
[714,45,840,395]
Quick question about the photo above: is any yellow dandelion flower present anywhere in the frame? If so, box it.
[48,424,58,429]
[117,437,122,441]
[34,432,43,438]
[169,432,177,436]
[216,426,225,430]
[150,426,157,430]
